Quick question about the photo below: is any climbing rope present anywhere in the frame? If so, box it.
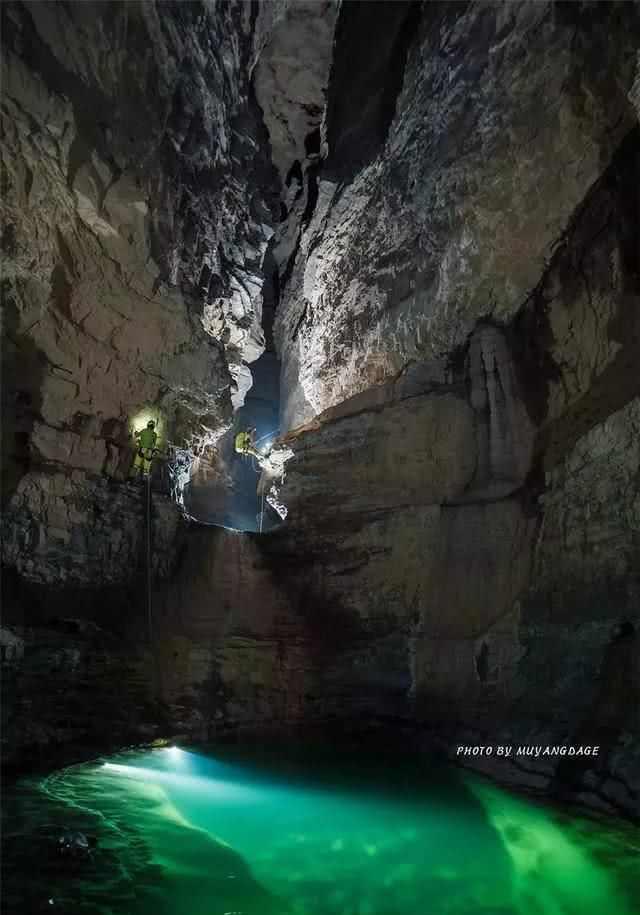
[145,474,153,644]
[259,488,266,534]
[253,428,279,448]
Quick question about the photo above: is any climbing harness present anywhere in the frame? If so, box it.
[132,446,154,477]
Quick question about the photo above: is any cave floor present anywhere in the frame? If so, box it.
[2,742,639,915]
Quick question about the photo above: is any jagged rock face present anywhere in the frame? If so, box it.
[532,398,640,620]
[253,0,338,184]
[252,0,338,348]
[1,0,279,583]
[2,473,182,586]
[527,129,640,465]
[275,1,639,431]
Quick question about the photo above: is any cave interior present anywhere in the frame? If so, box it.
[1,1,640,912]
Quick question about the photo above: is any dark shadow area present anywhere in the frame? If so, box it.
[324,0,422,182]
[1,286,45,509]
[0,567,168,776]
[551,622,639,810]
[516,126,640,466]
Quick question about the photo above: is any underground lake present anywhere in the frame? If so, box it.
[2,743,639,915]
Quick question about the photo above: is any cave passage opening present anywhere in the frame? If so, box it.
[183,248,283,534]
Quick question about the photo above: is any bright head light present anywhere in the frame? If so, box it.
[130,406,164,440]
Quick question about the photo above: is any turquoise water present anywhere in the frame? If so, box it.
[2,743,639,914]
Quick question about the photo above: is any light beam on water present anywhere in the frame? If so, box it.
[101,763,259,803]
[4,745,639,915]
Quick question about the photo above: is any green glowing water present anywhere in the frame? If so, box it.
[2,744,638,914]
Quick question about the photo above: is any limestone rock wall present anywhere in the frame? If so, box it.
[1,527,315,768]
[1,0,280,584]
[265,356,639,816]
[151,526,315,733]
[271,321,538,724]
[1,618,158,771]
[263,94,640,814]
[2,473,181,586]
[0,0,339,769]
[532,397,640,626]
[252,0,338,184]
[252,0,338,341]
[275,1,639,430]
[466,398,640,817]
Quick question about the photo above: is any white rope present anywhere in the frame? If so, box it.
[254,428,279,447]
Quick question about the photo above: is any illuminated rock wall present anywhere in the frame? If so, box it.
[275,2,639,431]
[1,0,279,584]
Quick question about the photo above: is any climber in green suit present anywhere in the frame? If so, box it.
[131,420,158,477]
[234,427,260,460]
